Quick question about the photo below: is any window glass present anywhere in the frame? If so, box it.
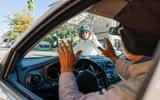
[25,12,122,58]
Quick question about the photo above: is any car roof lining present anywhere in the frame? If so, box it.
[87,0,128,19]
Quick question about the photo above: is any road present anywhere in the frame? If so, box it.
[0,48,9,62]
[0,47,58,62]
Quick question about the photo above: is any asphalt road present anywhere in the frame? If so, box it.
[0,47,58,62]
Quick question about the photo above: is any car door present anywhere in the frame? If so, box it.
[136,42,160,100]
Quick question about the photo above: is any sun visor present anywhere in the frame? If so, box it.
[87,0,128,19]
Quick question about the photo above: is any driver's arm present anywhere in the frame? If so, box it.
[59,72,84,99]
[97,38,132,79]
[115,58,132,79]
[59,72,120,100]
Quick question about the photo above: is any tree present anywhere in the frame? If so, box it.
[6,8,34,43]
[27,0,35,11]
[44,22,79,50]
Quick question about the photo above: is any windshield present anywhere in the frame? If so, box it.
[25,12,122,58]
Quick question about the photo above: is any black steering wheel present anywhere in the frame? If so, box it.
[74,58,109,94]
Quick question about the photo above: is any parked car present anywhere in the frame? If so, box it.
[0,0,159,100]
[0,42,10,48]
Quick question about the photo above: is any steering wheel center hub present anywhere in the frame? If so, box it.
[76,70,99,94]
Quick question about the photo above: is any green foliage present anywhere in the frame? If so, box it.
[7,32,20,42]
[6,8,34,43]
[27,0,35,11]
[44,22,80,49]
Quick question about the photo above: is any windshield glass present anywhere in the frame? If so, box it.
[25,12,122,58]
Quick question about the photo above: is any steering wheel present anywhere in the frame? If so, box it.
[74,58,109,94]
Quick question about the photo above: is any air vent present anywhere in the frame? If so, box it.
[29,74,42,86]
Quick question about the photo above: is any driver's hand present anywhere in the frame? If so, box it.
[97,38,119,62]
[56,40,82,73]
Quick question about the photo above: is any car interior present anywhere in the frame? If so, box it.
[14,12,122,99]
[2,0,159,100]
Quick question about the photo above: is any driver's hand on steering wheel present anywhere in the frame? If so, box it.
[97,37,119,62]
[56,40,82,73]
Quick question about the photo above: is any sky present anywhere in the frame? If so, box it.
[0,0,57,32]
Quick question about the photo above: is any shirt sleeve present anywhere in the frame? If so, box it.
[59,72,120,100]
[115,58,132,79]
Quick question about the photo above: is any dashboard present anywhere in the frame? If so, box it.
[17,56,121,92]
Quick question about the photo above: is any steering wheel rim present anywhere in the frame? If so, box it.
[75,58,109,92]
